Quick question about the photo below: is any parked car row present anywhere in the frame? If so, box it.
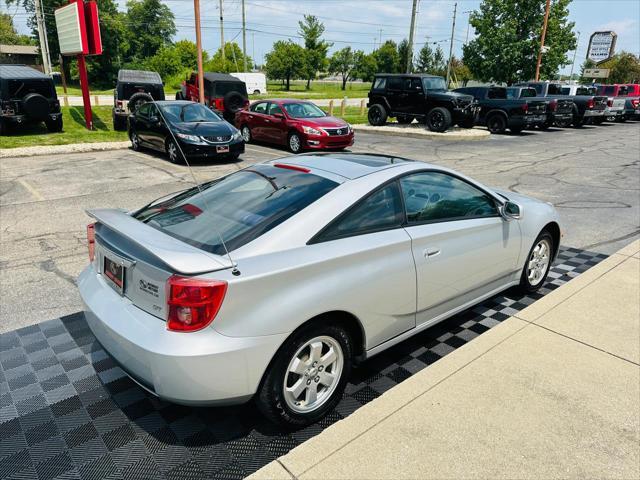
[364,73,640,134]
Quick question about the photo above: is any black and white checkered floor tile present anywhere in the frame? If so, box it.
[0,246,607,480]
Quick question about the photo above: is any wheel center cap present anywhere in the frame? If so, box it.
[307,367,318,377]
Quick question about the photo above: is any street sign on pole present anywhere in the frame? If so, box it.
[583,68,610,79]
[54,0,102,130]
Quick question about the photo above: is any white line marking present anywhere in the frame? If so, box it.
[17,179,45,201]
[245,146,285,157]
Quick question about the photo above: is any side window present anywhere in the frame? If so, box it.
[373,77,386,89]
[604,86,615,95]
[251,102,268,113]
[317,182,404,241]
[136,103,150,119]
[400,172,498,224]
[561,87,570,95]
[407,78,423,91]
[387,77,403,90]
[268,103,284,116]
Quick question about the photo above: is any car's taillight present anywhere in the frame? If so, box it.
[549,99,558,112]
[117,100,123,108]
[607,99,613,107]
[87,223,95,262]
[521,103,528,113]
[214,98,224,111]
[166,276,227,332]
[632,99,640,108]
[587,98,594,109]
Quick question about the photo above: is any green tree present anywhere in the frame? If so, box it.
[354,53,377,82]
[449,57,472,86]
[125,0,175,61]
[0,12,34,45]
[416,43,434,73]
[205,42,252,73]
[298,15,331,89]
[599,52,640,84]
[398,39,412,73]
[329,47,363,89]
[463,0,577,84]
[265,40,305,90]
[373,40,400,73]
[433,46,446,76]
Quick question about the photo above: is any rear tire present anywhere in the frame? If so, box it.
[368,104,387,126]
[426,107,452,132]
[554,118,572,128]
[518,231,554,294]
[45,116,63,133]
[486,113,507,134]
[256,322,352,427]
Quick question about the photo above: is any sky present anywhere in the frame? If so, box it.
[3,0,640,75]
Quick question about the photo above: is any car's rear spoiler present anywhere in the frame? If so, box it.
[86,208,234,275]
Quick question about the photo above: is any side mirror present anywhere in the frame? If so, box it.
[500,200,522,220]
[150,116,160,124]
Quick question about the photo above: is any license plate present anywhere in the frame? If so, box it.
[103,255,125,295]
[216,145,230,153]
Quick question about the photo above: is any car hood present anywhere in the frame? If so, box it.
[172,121,236,136]
[294,116,349,128]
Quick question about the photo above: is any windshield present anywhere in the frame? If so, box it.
[134,164,339,255]
[159,103,221,123]
[283,102,326,118]
[422,77,447,91]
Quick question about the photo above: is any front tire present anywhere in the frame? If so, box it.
[256,323,352,427]
[518,231,554,294]
[426,107,452,132]
[368,104,388,126]
[166,138,184,164]
[241,124,252,143]
[130,130,141,151]
[288,132,303,153]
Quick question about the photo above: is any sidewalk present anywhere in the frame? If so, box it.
[251,240,640,480]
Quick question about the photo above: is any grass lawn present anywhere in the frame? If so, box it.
[0,103,368,150]
[0,106,127,149]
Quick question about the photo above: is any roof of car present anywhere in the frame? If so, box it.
[117,69,162,84]
[0,64,50,80]
[203,72,243,82]
[374,73,442,78]
[271,153,415,180]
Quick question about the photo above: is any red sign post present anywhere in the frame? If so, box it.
[54,0,102,130]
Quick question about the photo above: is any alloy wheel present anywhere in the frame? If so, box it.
[283,335,344,414]
[527,238,551,286]
[241,126,251,143]
[131,132,139,150]
[431,112,444,129]
[289,134,301,153]
[168,141,178,163]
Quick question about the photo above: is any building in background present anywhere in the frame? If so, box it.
[0,45,41,69]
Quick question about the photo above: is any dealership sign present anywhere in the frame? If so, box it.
[586,31,617,63]
[54,1,102,55]
[583,68,610,78]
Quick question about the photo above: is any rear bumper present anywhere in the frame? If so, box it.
[78,265,287,406]
[583,109,605,118]
[1,112,61,124]
[551,112,573,122]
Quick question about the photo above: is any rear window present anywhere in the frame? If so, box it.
[547,84,563,95]
[134,165,338,255]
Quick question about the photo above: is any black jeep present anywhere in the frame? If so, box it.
[367,74,477,132]
[176,72,249,123]
[0,64,62,135]
[113,69,165,131]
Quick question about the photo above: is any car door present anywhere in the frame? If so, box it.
[145,103,165,150]
[265,102,287,144]
[385,76,406,115]
[399,171,522,327]
[311,182,416,348]
[134,103,152,145]
[247,101,269,140]
[404,78,426,116]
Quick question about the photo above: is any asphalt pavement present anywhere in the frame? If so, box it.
[1,122,639,331]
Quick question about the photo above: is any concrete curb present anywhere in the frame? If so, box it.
[248,239,640,480]
[0,141,130,158]
[354,124,491,141]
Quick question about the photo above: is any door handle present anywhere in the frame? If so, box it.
[423,248,441,258]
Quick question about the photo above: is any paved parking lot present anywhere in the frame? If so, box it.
[1,122,638,331]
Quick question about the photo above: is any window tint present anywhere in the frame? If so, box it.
[407,78,423,91]
[487,87,506,99]
[373,77,386,89]
[618,86,629,96]
[547,84,563,95]
[251,102,268,113]
[400,172,498,224]
[529,84,544,95]
[268,103,284,116]
[318,182,404,240]
[561,87,570,95]
[387,77,403,90]
[135,165,339,255]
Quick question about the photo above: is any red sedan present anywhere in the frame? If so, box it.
[235,99,354,153]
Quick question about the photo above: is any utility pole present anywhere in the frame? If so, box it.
[406,0,418,73]
[34,0,51,74]
[569,31,581,81]
[242,0,247,71]
[445,2,457,87]
[535,0,552,81]
[219,0,225,70]
[194,0,205,103]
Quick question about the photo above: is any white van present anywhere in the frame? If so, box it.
[229,72,267,95]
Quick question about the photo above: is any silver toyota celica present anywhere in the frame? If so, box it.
[78,153,561,426]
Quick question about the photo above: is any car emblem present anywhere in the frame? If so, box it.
[337,129,343,135]
[217,136,224,141]
[109,262,119,275]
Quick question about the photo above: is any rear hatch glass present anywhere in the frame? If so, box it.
[133,164,339,255]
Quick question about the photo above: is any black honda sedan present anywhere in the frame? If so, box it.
[128,100,245,163]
